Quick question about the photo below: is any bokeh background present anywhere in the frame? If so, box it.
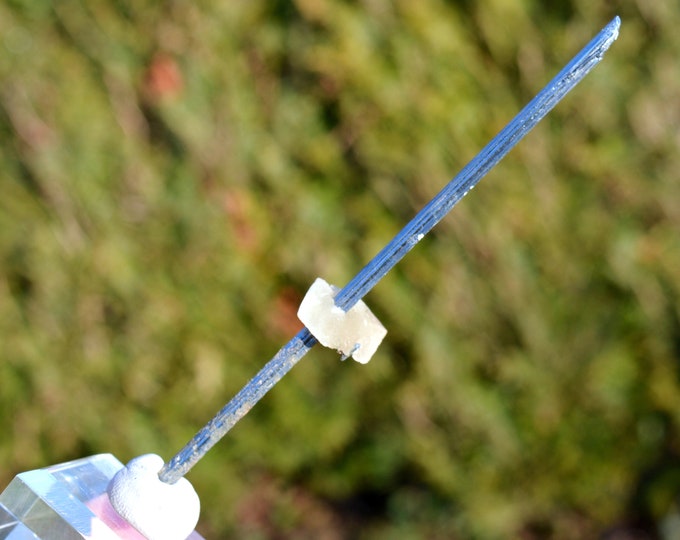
[1,1,678,538]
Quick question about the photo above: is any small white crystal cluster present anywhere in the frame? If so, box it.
[297,278,387,364]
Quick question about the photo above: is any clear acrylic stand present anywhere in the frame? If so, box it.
[0,454,203,539]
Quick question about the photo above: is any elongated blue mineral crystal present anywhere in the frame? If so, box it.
[159,16,620,485]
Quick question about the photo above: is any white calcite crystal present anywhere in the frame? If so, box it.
[107,454,200,540]
[298,277,387,364]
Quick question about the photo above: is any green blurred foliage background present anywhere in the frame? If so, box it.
[1,0,679,538]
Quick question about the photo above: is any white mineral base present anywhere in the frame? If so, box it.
[107,454,200,540]
[297,277,387,364]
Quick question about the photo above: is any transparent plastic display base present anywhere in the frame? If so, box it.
[0,454,204,540]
